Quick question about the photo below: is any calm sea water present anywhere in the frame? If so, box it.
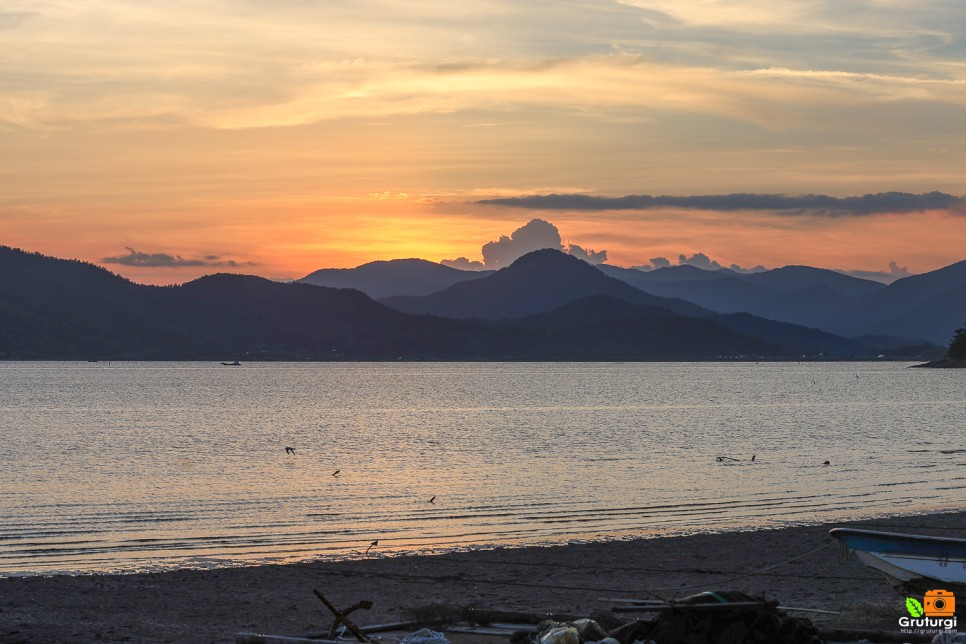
[1,361,963,576]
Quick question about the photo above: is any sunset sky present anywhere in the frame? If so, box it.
[3,0,966,284]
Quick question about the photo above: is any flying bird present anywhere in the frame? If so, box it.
[332,469,340,477]
[285,447,296,455]
[365,540,378,555]
[429,495,436,504]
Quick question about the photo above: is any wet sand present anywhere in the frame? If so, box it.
[2,511,965,643]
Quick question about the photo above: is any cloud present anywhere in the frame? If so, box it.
[835,260,912,284]
[566,243,607,264]
[481,218,564,269]
[101,247,254,268]
[477,192,966,216]
[632,252,765,273]
[478,219,609,268]
[440,256,486,271]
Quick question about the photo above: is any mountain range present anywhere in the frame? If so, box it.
[0,244,955,360]
[299,252,965,345]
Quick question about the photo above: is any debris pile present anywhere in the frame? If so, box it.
[511,591,826,644]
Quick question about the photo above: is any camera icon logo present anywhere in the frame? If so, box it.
[924,589,956,617]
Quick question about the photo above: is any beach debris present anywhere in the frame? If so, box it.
[538,624,580,644]
[514,591,825,644]
[823,460,830,466]
[365,539,379,555]
[333,469,341,477]
[715,456,741,462]
[570,618,607,641]
[400,627,449,643]
[312,588,372,642]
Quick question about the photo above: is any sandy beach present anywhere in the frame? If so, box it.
[2,511,965,643]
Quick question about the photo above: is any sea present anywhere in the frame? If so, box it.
[1,361,963,577]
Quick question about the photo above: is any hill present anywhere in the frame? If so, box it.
[0,245,917,360]
[299,258,491,298]
[0,246,475,359]
[0,246,754,360]
[599,263,887,330]
[381,249,710,319]
[826,260,966,343]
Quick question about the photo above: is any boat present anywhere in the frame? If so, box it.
[221,360,241,366]
[830,527,966,593]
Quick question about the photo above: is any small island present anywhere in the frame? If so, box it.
[916,325,966,367]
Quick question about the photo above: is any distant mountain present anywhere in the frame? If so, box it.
[509,295,875,357]
[710,313,870,357]
[825,261,966,343]
[504,294,680,330]
[743,265,885,297]
[597,262,908,333]
[4,244,950,360]
[602,259,966,344]
[381,249,710,319]
[0,245,782,361]
[299,258,492,298]
[598,264,736,283]
[489,295,781,359]
[0,246,478,359]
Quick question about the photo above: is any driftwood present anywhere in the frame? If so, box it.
[312,588,371,642]
[237,635,336,644]
[612,600,780,613]
[235,622,420,644]
[463,607,580,625]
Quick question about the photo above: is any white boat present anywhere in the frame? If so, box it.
[830,527,966,593]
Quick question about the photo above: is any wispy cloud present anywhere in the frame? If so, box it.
[478,191,966,216]
[102,247,254,268]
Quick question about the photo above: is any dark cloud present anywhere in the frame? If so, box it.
[102,247,254,268]
[478,191,966,216]
[441,256,486,271]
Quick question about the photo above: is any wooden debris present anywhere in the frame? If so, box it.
[313,588,372,642]
[464,607,580,625]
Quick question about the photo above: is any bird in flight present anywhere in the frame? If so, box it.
[365,540,378,555]
[332,469,340,477]
[285,447,296,455]
[429,495,436,504]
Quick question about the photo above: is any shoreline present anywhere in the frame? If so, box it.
[3,510,965,643]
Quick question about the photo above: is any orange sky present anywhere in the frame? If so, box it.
[2,1,966,284]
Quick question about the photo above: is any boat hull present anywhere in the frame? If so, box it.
[830,528,966,593]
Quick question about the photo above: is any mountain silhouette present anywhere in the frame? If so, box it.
[826,260,966,342]
[479,295,780,359]
[299,258,492,299]
[743,265,884,297]
[599,264,736,283]
[1,244,950,360]
[0,246,478,359]
[381,249,709,319]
